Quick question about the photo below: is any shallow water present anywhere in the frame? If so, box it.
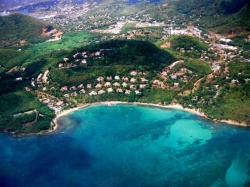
[0,104,250,187]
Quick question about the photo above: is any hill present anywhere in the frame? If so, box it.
[172,0,250,35]
[0,39,176,134]
[72,40,175,70]
[218,2,250,35]
[0,13,51,48]
[173,0,249,17]
[50,39,175,86]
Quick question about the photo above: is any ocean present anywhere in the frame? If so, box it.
[0,104,250,186]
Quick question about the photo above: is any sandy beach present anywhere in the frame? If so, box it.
[52,101,248,133]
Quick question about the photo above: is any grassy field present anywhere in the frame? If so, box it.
[27,31,101,54]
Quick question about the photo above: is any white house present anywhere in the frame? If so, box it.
[89,91,97,96]
[114,75,120,80]
[130,71,137,76]
[98,90,105,94]
[122,77,129,81]
[116,88,123,93]
[15,77,23,81]
[220,38,232,44]
[174,83,179,87]
[153,80,159,84]
[107,88,113,92]
[141,77,148,82]
[63,58,69,62]
[135,90,141,95]
[78,84,84,88]
[125,90,131,94]
[60,86,68,91]
[113,82,120,87]
[97,76,104,82]
[71,91,78,97]
[130,78,136,83]
[140,84,146,88]
[104,82,111,87]
[86,84,92,89]
[95,83,102,88]
[70,86,77,90]
[106,76,112,81]
[63,94,70,98]
[130,84,136,89]
[122,82,127,87]
[79,89,86,94]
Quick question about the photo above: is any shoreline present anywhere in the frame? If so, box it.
[51,101,248,134]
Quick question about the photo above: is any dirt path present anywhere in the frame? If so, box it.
[192,78,202,93]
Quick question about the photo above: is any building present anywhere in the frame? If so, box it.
[95,83,102,88]
[89,91,97,96]
[98,90,105,94]
[104,82,111,87]
[107,88,113,93]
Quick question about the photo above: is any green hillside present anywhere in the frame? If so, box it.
[0,13,50,48]
[173,0,249,16]
[224,3,250,31]
[0,49,31,70]
[50,39,175,86]
[0,91,55,134]
[73,40,175,70]
[172,0,250,34]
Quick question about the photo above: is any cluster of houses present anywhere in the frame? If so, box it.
[162,25,202,39]
[35,0,163,33]
[31,70,50,88]
[161,63,194,89]
[32,56,198,103]
[58,49,107,68]
[59,71,150,98]
[38,2,92,31]
[39,95,65,114]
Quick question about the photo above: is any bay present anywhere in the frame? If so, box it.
[0,104,250,187]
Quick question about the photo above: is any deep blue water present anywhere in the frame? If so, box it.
[0,104,250,187]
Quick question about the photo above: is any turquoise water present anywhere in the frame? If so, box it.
[1,104,250,186]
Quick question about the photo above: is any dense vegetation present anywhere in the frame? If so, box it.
[73,40,175,70]
[172,0,249,35]
[169,35,208,58]
[177,57,250,125]
[0,49,31,71]
[173,0,249,16]
[50,39,175,85]
[0,91,55,134]
[223,3,250,31]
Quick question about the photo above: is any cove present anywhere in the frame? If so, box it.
[0,104,250,187]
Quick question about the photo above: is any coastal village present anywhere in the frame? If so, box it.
[4,10,248,121]
[3,0,245,116]
[26,26,250,116]
[1,0,249,129]
[1,1,250,186]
